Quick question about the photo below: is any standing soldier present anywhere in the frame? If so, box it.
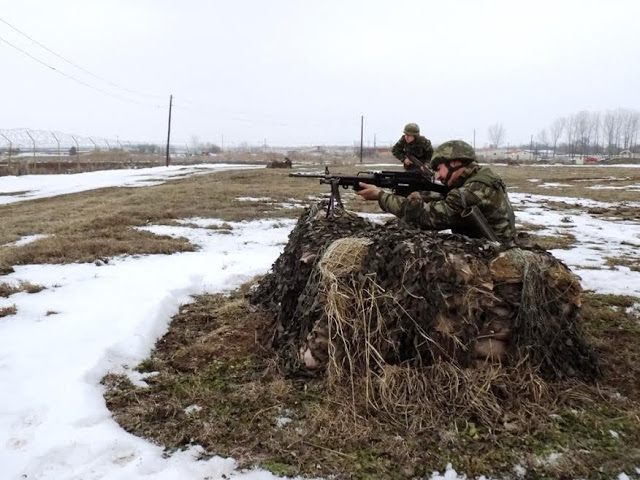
[357,140,517,243]
[391,123,434,172]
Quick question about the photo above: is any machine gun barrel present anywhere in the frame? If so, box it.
[289,170,447,195]
[362,170,448,195]
[289,169,448,216]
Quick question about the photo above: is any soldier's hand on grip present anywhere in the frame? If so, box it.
[356,183,382,201]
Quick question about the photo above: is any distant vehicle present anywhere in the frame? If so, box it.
[586,157,598,163]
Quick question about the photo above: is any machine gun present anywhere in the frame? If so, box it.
[290,168,448,216]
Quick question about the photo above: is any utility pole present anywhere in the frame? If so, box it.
[166,94,173,167]
[221,134,224,152]
[359,115,364,163]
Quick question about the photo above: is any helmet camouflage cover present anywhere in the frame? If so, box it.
[403,123,420,136]
[430,140,476,169]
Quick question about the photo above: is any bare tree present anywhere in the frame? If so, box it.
[488,123,506,148]
[549,117,565,157]
[537,109,638,158]
[621,109,639,151]
[574,111,591,156]
[591,112,601,155]
[536,129,550,158]
[565,115,578,158]
[189,135,201,155]
[602,110,619,156]
[633,112,640,153]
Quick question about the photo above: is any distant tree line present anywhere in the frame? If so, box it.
[536,109,640,157]
[489,109,640,158]
[132,143,162,154]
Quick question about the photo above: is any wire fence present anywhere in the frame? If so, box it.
[0,128,399,177]
[0,128,393,159]
[0,129,133,157]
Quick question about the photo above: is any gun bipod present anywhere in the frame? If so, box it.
[326,178,344,217]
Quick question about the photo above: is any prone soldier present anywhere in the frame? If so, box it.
[357,140,517,243]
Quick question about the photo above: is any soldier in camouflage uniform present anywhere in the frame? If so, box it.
[357,140,517,243]
[392,123,434,172]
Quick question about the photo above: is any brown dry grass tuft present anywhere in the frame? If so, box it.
[0,282,20,297]
[0,281,45,297]
[0,305,17,318]
[3,229,194,267]
[605,255,640,272]
[529,231,578,250]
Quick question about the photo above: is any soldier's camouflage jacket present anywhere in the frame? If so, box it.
[378,163,517,243]
[391,135,434,171]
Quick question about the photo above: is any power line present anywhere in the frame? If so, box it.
[0,16,316,130]
[173,101,290,127]
[0,34,164,108]
[0,15,166,100]
[0,17,351,138]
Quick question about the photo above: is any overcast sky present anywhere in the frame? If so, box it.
[1,0,639,148]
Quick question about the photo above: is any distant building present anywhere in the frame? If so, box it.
[476,148,535,161]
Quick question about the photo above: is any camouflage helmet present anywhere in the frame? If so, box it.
[430,140,476,169]
[403,123,420,136]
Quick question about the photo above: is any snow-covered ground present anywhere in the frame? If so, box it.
[0,163,261,205]
[0,165,639,479]
[511,192,640,298]
[485,163,640,168]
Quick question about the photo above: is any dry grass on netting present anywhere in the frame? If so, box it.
[317,242,556,431]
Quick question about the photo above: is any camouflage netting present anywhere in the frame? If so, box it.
[250,203,599,429]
